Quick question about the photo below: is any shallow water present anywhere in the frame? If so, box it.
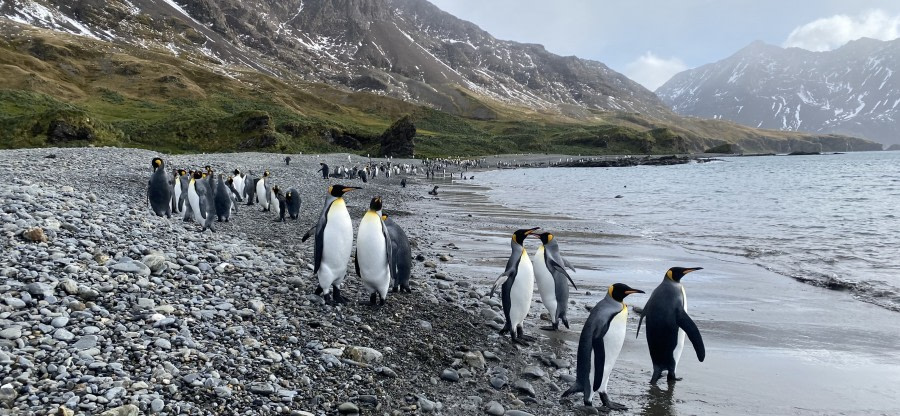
[474,152,900,311]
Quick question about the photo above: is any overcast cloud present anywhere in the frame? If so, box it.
[427,1,900,91]
[783,10,900,51]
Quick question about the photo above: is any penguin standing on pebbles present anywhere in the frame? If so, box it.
[490,227,539,345]
[214,174,233,222]
[563,283,644,411]
[231,169,245,202]
[310,185,361,304]
[147,158,172,217]
[187,171,215,231]
[285,188,301,220]
[256,171,271,211]
[532,232,578,331]
[171,169,186,215]
[383,214,412,293]
[270,185,282,220]
[354,197,393,306]
[637,267,706,384]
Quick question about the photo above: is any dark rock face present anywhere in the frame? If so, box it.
[47,119,95,143]
[658,38,900,147]
[379,116,415,157]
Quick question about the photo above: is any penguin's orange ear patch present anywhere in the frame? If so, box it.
[666,269,673,280]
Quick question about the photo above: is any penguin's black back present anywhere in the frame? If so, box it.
[643,281,684,368]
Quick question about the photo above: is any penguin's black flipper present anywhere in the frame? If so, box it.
[563,325,597,405]
[676,310,705,362]
[548,258,577,290]
[354,249,361,278]
[636,313,645,339]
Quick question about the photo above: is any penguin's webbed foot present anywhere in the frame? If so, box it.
[369,293,378,306]
[667,373,682,383]
[314,286,324,296]
[539,324,559,331]
[599,393,627,411]
[518,334,537,342]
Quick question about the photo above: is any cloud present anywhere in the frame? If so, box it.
[623,52,688,91]
[783,10,900,51]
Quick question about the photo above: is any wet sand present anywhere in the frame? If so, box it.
[417,178,900,415]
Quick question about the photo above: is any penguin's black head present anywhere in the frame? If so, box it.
[536,232,554,245]
[226,177,234,185]
[608,283,644,302]
[272,185,281,195]
[263,170,270,177]
[666,267,704,282]
[512,227,540,245]
[329,184,362,197]
[369,196,383,211]
[151,158,163,170]
[178,169,187,176]
[192,171,203,180]
[233,169,240,175]
[286,191,292,200]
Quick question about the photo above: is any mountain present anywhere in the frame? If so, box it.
[0,0,884,154]
[657,38,900,147]
[1,0,670,119]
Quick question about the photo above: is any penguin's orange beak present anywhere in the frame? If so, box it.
[342,186,362,193]
[625,289,645,295]
[683,267,703,274]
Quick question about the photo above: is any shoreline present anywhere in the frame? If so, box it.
[422,177,900,415]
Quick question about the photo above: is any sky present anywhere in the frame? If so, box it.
[426,0,900,91]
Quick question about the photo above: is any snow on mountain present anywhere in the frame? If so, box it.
[657,38,900,146]
[1,0,671,119]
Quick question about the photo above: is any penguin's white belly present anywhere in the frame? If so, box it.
[271,194,280,216]
[319,200,353,291]
[173,179,183,213]
[357,213,391,295]
[532,248,557,319]
[674,287,687,370]
[233,177,244,199]
[188,185,204,223]
[594,307,628,393]
[508,251,534,328]
[256,179,268,208]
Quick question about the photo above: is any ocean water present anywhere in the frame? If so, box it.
[474,151,900,311]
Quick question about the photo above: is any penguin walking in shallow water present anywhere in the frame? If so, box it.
[532,232,578,330]
[490,227,539,345]
[383,214,412,293]
[563,283,644,410]
[311,185,362,303]
[285,188,301,220]
[147,158,172,217]
[355,197,393,306]
[637,267,706,384]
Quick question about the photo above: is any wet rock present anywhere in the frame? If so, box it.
[513,379,535,397]
[99,405,139,416]
[440,368,459,382]
[110,259,151,277]
[141,254,167,273]
[344,346,383,364]
[463,351,486,369]
[338,402,359,414]
[0,326,22,340]
[521,365,545,379]
[484,401,504,416]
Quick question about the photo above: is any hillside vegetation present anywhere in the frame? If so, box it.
[0,25,881,156]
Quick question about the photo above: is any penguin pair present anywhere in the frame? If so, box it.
[563,267,706,411]
[491,229,578,345]
[277,189,301,222]
[186,171,216,232]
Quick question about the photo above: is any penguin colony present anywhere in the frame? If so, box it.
[146,158,414,307]
[148,157,707,413]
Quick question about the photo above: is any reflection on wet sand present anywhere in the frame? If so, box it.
[640,383,676,416]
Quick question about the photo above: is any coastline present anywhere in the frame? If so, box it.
[418,177,900,415]
[1,148,898,416]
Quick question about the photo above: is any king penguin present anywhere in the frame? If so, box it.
[532,232,578,331]
[187,171,215,231]
[490,227,539,345]
[563,283,644,410]
[637,267,706,384]
[285,188,301,220]
[354,197,393,306]
[383,214,412,293]
[214,174,233,222]
[256,171,271,211]
[312,184,362,303]
[148,158,172,217]
[231,169,245,202]
[270,185,282,220]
